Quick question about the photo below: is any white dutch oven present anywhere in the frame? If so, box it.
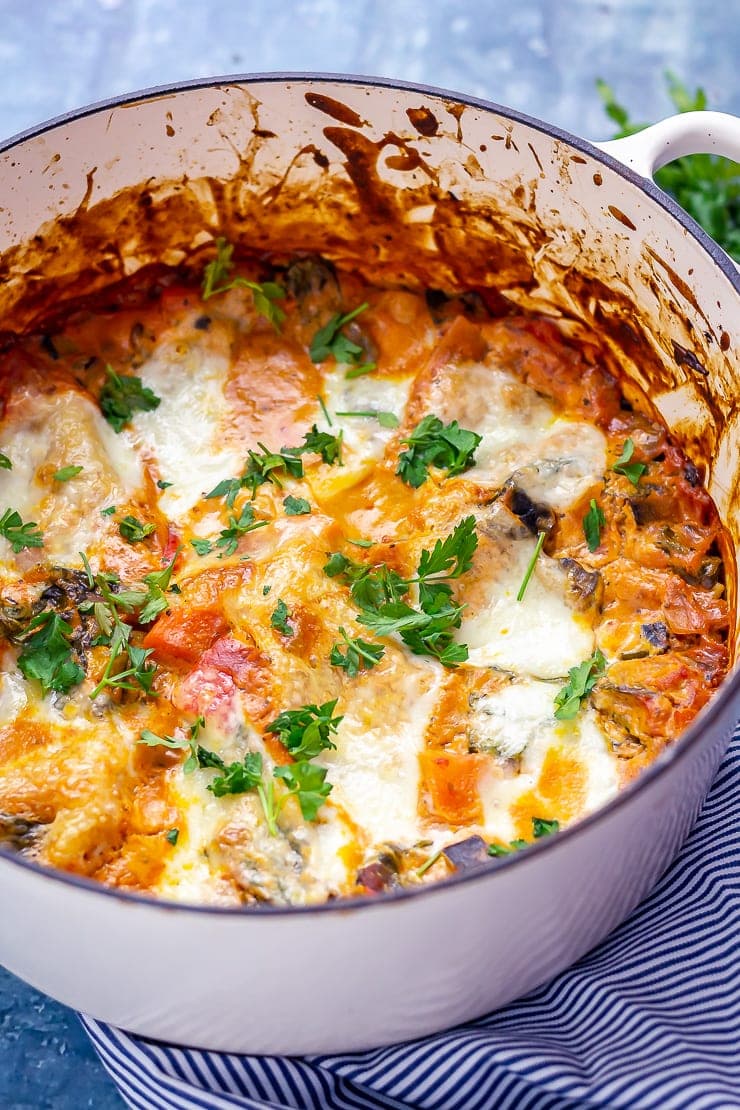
[0,76,739,1054]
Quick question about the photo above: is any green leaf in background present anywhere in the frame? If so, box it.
[597,73,740,260]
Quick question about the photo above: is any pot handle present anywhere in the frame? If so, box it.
[593,111,740,177]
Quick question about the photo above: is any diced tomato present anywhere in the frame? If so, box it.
[419,750,485,826]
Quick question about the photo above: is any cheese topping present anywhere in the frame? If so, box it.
[0,258,730,905]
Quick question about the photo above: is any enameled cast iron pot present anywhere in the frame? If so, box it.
[0,75,739,1054]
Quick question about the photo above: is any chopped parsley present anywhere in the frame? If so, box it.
[283,495,311,516]
[265,699,343,760]
[328,515,478,668]
[101,505,116,517]
[17,612,85,695]
[516,531,546,602]
[118,516,156,544]
[335,410,399,429]
[296,425,343,466]
[201,238,286,328]
[554,650,606,720]
[396,415,482,488]
[52,465,83,482]
[0,453,11,470]
[190,503,268,558]
[273,761,332,822]
[165,828,179,845]
[612,438,647,486]
[488,817,560,857]
[583,499,606,553]
[0,508,44,553]
[270,599,293,637]
[309,302,374,377]
[330,627,385,677]
[99,366,160,433]
[156,479,173,490]
[207,445,304,506]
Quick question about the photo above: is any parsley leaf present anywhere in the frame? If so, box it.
[157,479,173,490]
[101,505,116,517]
[265,699,343,760]
[0,453,11,470]
[17,612,84,695]
[295,425,343,466]
[201,238,286,328]
[397,415,482,488]
[138,728,190,751]
[583,499,605,553]
[488,817,561,857]
[99,366,160,433]
[283,495,311,516]
[612,438,647,486]
[119,516,156,544]
[310,302,369,365]
[214,503,269,558]
[516,531,546,602]
[270,598,293,636]
[330,627,385,677]
[53,465,83,482]
[335,410,399,428]
[165,828,179,845]
[0,508,44,553]
[554,649,606,720]
[190,537,213,556]
[533,817,560,838]
[273,761,332,821]
[209,751,264,797]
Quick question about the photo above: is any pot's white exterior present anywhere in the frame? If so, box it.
[0,76,738,1054]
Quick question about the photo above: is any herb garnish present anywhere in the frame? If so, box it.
[396,415,482,488]
[0,453,11,470]
[165,828,179,845]
[99,366,160,433]
[330,627,385,677]
[516,531,546,602]
[17,612,85,695]
[297,425,343,466]
[53,465,83,482]
[487,816,561,857]
[101,505,116,517]
[554,650,606,720]
[612,438,647,486]
[336,410,399,429]
[157,479,173,490]
[265,699,343,760]
[583,499,605,553]
[190,503,268,558]
[0,508,44,553]
[309,302,374,377]
[119,516,156,544]
[273,762,332,822]
[201,238,286,328]
[270,599,293,637]
[327,515,478,668]
[283,495,311,516]
[206,445,304,506]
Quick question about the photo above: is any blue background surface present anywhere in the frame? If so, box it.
[0,0,739,1106]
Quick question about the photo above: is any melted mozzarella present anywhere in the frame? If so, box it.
[129,336,243,521]
[461,536,594,678]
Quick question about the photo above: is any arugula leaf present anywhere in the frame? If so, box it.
[265,699,342,760]
[554,649,606,720]
[517,531,546,602]
[273,760,332,821]
[53,465,83,482]
[397,415,482,488]
[330,627,385,677]
[201,238,286,328]
[612,438,647,486]
[598,74,740,261]
[0,453,11,470]
[99,366,160,433]
[283,495,311,516]
[17,612,84,695]
[583,499,605,553]
[335,410,399,429]
[270,598,293,636]
[119,516,156,544]
[0,508,44,553]
[296,425,343,466]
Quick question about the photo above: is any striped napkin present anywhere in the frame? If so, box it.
[82,727,740,1110]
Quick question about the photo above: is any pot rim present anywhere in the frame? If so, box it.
[0,71,738,919]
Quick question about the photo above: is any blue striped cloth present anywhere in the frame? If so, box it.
[82,727,740,1110]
